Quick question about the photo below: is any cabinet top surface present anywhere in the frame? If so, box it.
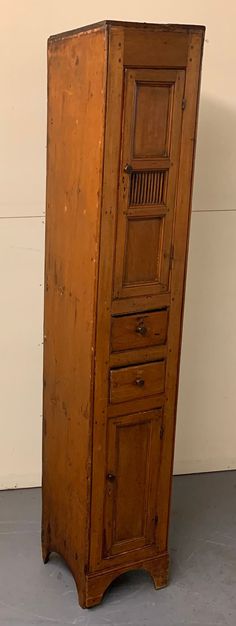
[49,19,206,42]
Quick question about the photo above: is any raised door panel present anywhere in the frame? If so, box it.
[103,410,163,558]
[113,68,185,300]
[123,217,163,286]
[133,83,172,158]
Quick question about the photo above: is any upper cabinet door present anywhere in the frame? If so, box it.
[113,68,185,300]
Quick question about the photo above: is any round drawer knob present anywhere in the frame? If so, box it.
[135,378,145,387]
[136,323,147,336]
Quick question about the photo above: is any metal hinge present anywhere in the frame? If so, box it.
[182,97,187,111]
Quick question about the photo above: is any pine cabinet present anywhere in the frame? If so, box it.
[42,20,205,608]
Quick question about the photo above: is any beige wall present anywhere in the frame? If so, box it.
[1,1,236,488]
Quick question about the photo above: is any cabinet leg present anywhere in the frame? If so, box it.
[84,553,169,608]
[84,571,115,608]
[42,544,51,564]
[152,567,169,589]
[42,543,169,607]
[74,577,87,609]
[147,553,169,590]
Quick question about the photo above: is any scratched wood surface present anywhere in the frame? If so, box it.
[42,26,107,607]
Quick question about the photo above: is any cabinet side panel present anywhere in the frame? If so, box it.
[42,28,107,579]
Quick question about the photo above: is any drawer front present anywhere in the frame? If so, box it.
[110,360,165,404]
[111,309,168,352]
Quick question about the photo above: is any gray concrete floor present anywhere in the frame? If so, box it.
[0,472,235,625]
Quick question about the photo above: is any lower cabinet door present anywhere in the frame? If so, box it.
[103,409,163,558]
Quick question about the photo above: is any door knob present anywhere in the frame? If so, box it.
[106,473,116,482]
[124,163,133,174]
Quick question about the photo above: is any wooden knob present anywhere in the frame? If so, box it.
[135,378,145,387]
[124,163,133,174]
[136,323,147,336]
[107,473,116,482]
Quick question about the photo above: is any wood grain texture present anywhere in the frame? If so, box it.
[89,23,204,584]
[111,292,171,315]
[85,552,169,607]
[110,343,167,368]
[89,25,125,576]
[110,360,166,404]
[42,21,205,608]
[49,20,205,42]
[123,28,189,66]
[42,25,107,606]
[103,409,163,556]
[111,309,168,352]
[113,67,185,300]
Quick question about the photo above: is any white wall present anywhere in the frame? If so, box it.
[1,1,236,488]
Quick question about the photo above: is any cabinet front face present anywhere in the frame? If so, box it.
[90,66,186,572]
[90,26,204,579]
[113,68,185,301]
[103,410,163,558]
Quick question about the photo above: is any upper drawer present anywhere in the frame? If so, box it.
[110,360,165,404]
[111,309,168,352]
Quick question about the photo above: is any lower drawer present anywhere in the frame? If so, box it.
[110,360,165,404]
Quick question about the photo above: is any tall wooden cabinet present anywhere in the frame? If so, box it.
[42,20,205,608]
